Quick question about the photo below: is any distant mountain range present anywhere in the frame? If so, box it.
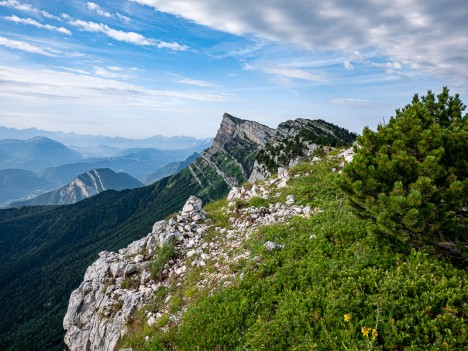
[0,135,210,206]
[0,169,53,205]
[11,168,143,207]
[144,152,199,184]
[0,137,83,171]
[0,126,212,150]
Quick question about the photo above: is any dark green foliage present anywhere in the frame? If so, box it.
[0,162,228,351]
[257,119,358,174]
[339,88,467,261]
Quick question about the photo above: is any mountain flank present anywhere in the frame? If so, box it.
[11,168,143,207]
[0,113,356,351]
[65,147,467,351]
[0,137,83,171]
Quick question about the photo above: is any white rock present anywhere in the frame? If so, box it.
[286,195,295,205]
[134,254,144,264]
[264,241,285,251]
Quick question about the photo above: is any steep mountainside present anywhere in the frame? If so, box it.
[11,168,144,207]
[0,113,356,351]
[38,162,96,187]
[144,152,198,185]
[0,169,53,206]
[0,137,83,171]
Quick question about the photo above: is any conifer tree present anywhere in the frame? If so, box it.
[339,87,467,261]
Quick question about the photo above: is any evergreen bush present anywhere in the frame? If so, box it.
[339,88,467,261]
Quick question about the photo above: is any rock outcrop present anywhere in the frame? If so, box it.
[64,164,324,351]
[249,119,357,182]
[63,196,208,351]
[191,113,357,188]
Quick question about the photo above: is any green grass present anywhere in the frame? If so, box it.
[151,243,178,280]
[120,156,468,351]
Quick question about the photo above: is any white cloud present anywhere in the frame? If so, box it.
[116,13,131,22]
[87,2,112,18]
[0,65,228,105]
[86,2,131,22]
[130,0,468,82]
[172,75,216,87]
[4,15,72,35]
[330,98,370,106]
[0,0,60,20]
[69,19,188,50]
[343,60,354,70]
[0,36,57,56]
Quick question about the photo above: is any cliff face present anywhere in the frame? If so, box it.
[196,113,276,188]
[64,197,208,351]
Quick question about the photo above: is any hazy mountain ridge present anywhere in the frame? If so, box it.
[0,169,53,206]
[0,126,212,150]
[0,137,83,171]
[144,152,199,185]
[0,114,356,350]
[11,168,144,207]
[0,138,210,206]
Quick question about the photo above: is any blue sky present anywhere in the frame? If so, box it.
[0,0,466,138]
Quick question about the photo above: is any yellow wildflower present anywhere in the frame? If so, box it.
[372,328,378,339]
[344,314,351,322]
[361,326,370,337]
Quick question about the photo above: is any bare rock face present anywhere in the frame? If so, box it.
[63,196,207,351]
[212,113,276,150]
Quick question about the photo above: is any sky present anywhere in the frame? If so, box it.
[0,0,467,138]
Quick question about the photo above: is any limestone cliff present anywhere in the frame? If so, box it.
[63,196,209,351]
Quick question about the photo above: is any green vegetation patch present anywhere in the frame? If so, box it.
[122,155,467,351]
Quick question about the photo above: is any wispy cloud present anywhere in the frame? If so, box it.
[131,0,468,83]
[69,19,188,50]
[93,66,133,79]
[4,15,72,35]
[263,67,324,82]
[0,65,228,105]
[170,74,216,87]
[245,62,325,82]
[0,0,61,20]
[0,36,57,56]
[86,2,130,22]
[330,98,370,106]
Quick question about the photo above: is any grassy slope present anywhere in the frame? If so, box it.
[121,153,467,351]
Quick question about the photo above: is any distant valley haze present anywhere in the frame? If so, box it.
[0,126,211,207]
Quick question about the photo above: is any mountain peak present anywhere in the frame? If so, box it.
[11,168,143,207]
[215,113,275,149]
